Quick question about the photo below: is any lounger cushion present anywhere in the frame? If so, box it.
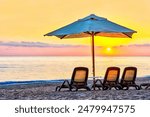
[74,70,86,82]
[107,70,118,81]
[124,70,135,81]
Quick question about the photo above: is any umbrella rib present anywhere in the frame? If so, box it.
[84,31,92,35]
[94,32,100,35]
[84,31,100,35]
[122,32,132,38]
[60,35,67,39]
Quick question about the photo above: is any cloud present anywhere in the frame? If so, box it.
[0,41,88,48]
[113,44,150,48]
[128,44,150,47]
[95,44,150,49]
[1,41,150,49]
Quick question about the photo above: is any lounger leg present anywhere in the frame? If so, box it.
[129,84,140,90]
[55,80,71,91]
[145,85,150,89]
[69,86,72,91]
[140,85,143,89]
[93,79,103,90]
[115,85,122,90]
[123,86,129,90]
[55,86,61,91]
[103,86,108,90]
[135,85,140,90]
[86,86,91,91]
[140,84,150,89]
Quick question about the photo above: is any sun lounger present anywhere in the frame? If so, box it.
[94,67,121,90]
[55,67,90,91]
[120,67,140,90]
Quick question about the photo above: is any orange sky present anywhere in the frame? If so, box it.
[0,0,150,56]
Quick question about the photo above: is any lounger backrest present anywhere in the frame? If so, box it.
[103,67,120,84]
[121,67,137,83]
[71,67,89,85]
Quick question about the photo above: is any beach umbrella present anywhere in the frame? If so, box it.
[44,14,136,89]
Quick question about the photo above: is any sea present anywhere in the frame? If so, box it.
[0,56,150,82]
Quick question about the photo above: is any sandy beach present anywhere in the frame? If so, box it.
[0,77,150,100]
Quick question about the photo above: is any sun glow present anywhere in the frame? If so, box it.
[100,47,115,56]
[106,47,111,52]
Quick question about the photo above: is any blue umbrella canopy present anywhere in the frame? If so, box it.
[44,14,137,88]
[44,14,136,38]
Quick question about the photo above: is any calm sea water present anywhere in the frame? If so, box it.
[0,56,149,82]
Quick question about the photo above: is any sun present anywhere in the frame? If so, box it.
[98,47,115,56]
[106,47,111,52]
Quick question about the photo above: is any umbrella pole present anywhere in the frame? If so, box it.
[91,33,96,90]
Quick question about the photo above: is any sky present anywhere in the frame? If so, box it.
[0,0,150,56]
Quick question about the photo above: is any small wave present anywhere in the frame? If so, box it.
[0,80,64,86]
[142,75,150,79]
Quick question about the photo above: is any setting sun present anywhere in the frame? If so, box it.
[99,47,116,56]
[106,47,111,52]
